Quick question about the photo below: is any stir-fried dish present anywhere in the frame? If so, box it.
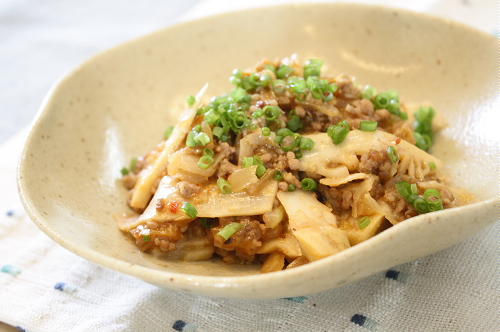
[117,56,472,273]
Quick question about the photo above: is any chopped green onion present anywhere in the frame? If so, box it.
[276,65,294,79]
[187,127,211,147]
[197,155,214,169]
[203,148,214,157]
[287,184,297,192]
[280,134,301,152]
[387,146,399,163]
[256,164,267,178]
[301,178,317,191]
[294,150,303,159]
[395,181,412,199]
[303,59,323,79]
[287,114,303,132]
[187,95,196,107]
[181,202,197,218]
[263,105,283,122]
[306,76,337,101]
[217,178,232,194]
[199,218,217,229]
[423,188,441,200]
[120,167,129,176]
[142,235,151,242]
[429,161,437,170]
[264,64,276,73]
[272,79,287,93]
[261,127,271,136]
[274,170,284,181]
[195,132,210,146]
[359,217,371,229]
[426,196,443,211]
[410,183,418,195]
[327,120,350,144]
[360,120,378,132]
[414,106,436,151]
[277,128,293,137]
[414,132,432,151]
[164,126,174,139]
[373,90,406,119]
[362,85,377,99]
[242,156,265,177]
[287,76,308,100]
[299,137,314,151]
[413,197,429,214]
[218,222,242,241]
[243,157,255,168]
[129,158,138,172]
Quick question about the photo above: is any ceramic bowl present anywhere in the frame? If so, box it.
[18,3,499,298]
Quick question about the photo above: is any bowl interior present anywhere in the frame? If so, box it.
[19,3,499,278]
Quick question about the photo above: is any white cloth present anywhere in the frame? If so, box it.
[0,1,498,332]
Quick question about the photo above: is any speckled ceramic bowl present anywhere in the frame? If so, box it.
[18,3,499,298]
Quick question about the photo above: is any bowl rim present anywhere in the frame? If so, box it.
[17,2,499,297]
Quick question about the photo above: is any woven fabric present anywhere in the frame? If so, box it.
[0,1,498,331]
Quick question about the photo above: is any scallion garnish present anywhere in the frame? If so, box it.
[181,202,198,218]
[164,126,174,139]
[373,90,407,119]
[187,95,196,107]
[287,183,297,192]
[429,161,437,170]
[261,127,271,136]
[414,106,436,151]
[218,222,242,241]
[362,85,377,100]
[287,114,303,132]
[396,181,443,214]
[301,178,317,191]
[217,178,232,194]
[360,120,378,132]
[256,164,267,178]
[262,105,283,122]
[387,146,399,163]
[129,158,138,173]
[303,59,323,79]
[120,167,129,176]
[272,79,287,93]
[287,76,308,100]
[197,155,214,169]
[359,217,371,229]
[274,170,284,181]
[276,65,294,79]
[299,137,314,151]
[327,120,350,144]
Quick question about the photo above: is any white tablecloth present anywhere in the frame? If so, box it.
[0,1,498,331]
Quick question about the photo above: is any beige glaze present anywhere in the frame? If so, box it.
[18,3,499,298]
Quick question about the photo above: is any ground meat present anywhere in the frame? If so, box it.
[130,222,183,252]
[295,105,306,117]
[215,142,235,158]
[212,217,263,261]
[335,74,362,100]
[374,108,391,122]
[318,184,352,215]
[283,172,301,187]
[278,181,288,191]
[217,159,238,177]
[177,181,200,198]
[359,150,393,183]
[122,174,137,190]
[341,190,353,210]
[286,152,301,170]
